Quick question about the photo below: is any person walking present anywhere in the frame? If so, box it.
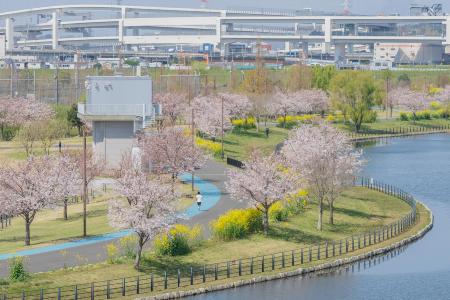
[196,191,203,210]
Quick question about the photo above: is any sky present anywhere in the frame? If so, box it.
[0,0,448,15]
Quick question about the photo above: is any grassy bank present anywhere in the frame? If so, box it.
[0,186,417,294]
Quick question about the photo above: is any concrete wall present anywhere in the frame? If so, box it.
[93,120,135,168]
[87,76,152,107]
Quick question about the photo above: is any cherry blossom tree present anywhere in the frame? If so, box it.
[191,95,232,138]
[394,88,428,122]
[53,153,83,220]
[226,150,299,235]
[0,97,54,128]
[267,89,299,127]
[218,92,252,119]
[0,156,59,245]
[139,127,206,184]
[108,167,176,269]
[281,124,363,230]
[154,93,189,125]
[294,89,330,115]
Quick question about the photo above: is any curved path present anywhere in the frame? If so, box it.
[0,159,241,277]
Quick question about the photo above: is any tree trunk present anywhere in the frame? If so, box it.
[263,209,269,235]
[317,198,323,231]
[25,220,31,246]
[134,238,144,270]
[329,201,334,225]
[63,199,68,220]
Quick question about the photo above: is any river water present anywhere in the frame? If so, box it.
[189,134,450,300]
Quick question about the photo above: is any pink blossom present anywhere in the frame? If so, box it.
[0,156,62,245]
[281,123,363,230]
[154,93,189,125]
[226,150,299,235]
[108,167,176,268]
[139,127,206,179]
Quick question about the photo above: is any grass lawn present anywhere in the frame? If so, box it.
[0,186,423,295]
[222,127,290,161]
[0,136,93,163]
[0,182,195,254]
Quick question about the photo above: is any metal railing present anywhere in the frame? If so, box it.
[77,104,153,117]
[0,177,419,300]
[348,124,450,140]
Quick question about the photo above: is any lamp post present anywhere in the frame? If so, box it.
[82,126,87,237]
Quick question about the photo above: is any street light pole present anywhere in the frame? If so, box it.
[82,127,87,237]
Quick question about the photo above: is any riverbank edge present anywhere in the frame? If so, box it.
[351,129,449,142]
[137,201,433,300]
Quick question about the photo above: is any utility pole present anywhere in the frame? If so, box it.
[54,64,59,105]
[75,50,80,102]
[33,69,36,100]
[82,127,88,237]
[188,82,195,191]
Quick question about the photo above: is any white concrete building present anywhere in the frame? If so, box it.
[78,76,157,168]
[373,43,444,65]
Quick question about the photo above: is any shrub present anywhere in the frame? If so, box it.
[119,235,137,259]
[9,257,29,282]
[285,189,308,215]
[277,116,298,129]
[232,117,256,130]
[196,137,221,157]
[268,201,289,222]
[430,101,442,111]
[211,208,262,241]
[399,112,409,121]
[326,115,336,123]
[417,110,431,120]
[154,225,202,256]
[363,110,377,123]
[106,243,120,264]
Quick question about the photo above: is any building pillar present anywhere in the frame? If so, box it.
[446,17,450,52]
[302,41,308,58]
[5,17,14,51]
[347,43,354,54]
[335,43,346,63]
[324,17,332,43]
[52,11,59,50]
[284,41,293,51]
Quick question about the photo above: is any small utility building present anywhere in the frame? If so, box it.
[78,76,157,168]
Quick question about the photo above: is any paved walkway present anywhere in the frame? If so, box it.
[0,160,242,277]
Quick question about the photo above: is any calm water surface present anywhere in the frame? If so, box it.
[190,134,450,300]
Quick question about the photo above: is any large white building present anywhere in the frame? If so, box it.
[0,5,449,63]
[373,43,445,65]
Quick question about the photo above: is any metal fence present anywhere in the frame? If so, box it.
[348,124,450,139]
[1,177,418,300]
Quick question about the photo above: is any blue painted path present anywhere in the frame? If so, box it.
[0,173,221,261]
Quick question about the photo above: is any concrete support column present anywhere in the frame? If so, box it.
[284,41,293,51]
[52,11,59,50]
[446,17,450,51]
[118,19,124,43]
[5,17,14,51]
[302,41,309,58]
[347,43,354,54]
[324,17,332,43]
[335,43,346,62]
